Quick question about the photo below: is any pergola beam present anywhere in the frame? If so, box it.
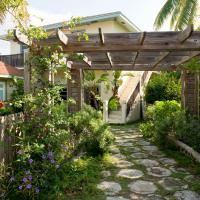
[57,29,69,45]
[67,62,180,71]
[133,32,146,68]
[14,29,32,46]
[178,25,193,43]
[152,52,170,69]
[98,28,113,68]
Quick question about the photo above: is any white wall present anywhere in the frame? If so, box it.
[10,41,21,55]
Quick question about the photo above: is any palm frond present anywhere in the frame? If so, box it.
[170,3,182,29]
[154,0,180,30]
[175,0,198,30]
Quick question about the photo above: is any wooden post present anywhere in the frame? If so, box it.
[182,71,199,116]
[67,69,84,112]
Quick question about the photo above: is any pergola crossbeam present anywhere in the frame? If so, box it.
[98,28,105,45]
[106,52,113,68]
[176,52,200,67]
[83,55,92,67]
[133,32,146,68]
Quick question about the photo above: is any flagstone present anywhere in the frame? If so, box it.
[136,141,151,146]
[158,177,188,191]
[142,145,158,152]
[174,190,200,200]
[130,194,168,200]
[115,160,134,168]
[135,159,160,168]
[107,196,130,200]
[117,169,144,179]
[147,167,172,177]
[128,180,157,194]
[112,153,126,160]
[131,152,148,159]
[159,158,177,166]
[97,181,122,195]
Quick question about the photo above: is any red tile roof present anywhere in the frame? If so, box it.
[0,61,23,77]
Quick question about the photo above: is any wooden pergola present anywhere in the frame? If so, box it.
[14,25,200,115]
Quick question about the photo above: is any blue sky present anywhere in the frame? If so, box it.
[0,0,168,54]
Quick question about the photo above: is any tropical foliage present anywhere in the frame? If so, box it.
[139,100,200,152]
[83,70,110,110]
[154,0,199,30]
[0,0,29,25]
[144,72,181,104]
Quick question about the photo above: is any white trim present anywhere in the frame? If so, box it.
[0,81,6,100]
[0,74,23,79]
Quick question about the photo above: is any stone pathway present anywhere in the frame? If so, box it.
[97,126,200,200]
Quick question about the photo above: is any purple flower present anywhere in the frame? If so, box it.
[50,159,55,164]
[18,185,23,190]
[17,150,23,155]
[28,175,32,181]
[35,188,40,193]
[9,176,15,182]
[28,159,33,164]
[56,164,60,169]
[47,151,53,159]
[22,177,28,183]
[26,184,32,189]
[61,144,67,152]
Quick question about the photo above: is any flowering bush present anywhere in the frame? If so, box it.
[0,101,4,108]
[0,101,13,116]
[0,87,113,199]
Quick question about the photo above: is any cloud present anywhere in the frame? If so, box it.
[28,6,72,26]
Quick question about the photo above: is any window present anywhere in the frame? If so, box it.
[60,88,67,100]
[0,82,5,100]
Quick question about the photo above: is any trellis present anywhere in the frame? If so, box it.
[14,25,200,116]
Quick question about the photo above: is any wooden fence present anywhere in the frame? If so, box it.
[0,54,24,68]
[0,113,24,165]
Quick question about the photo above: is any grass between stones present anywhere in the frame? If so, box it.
[66,124,200,199]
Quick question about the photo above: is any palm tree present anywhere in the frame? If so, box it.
[0,0,29,25]
[154,0,199,30]
[83,70,110,110]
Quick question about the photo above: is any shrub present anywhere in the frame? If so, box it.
[139,100,200,152]
[68,105,114,156]
[139,100,183,145]
[145,72,181,104]
[1,88,113,199]
[108,97,120,111]
[175,116,200,152]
